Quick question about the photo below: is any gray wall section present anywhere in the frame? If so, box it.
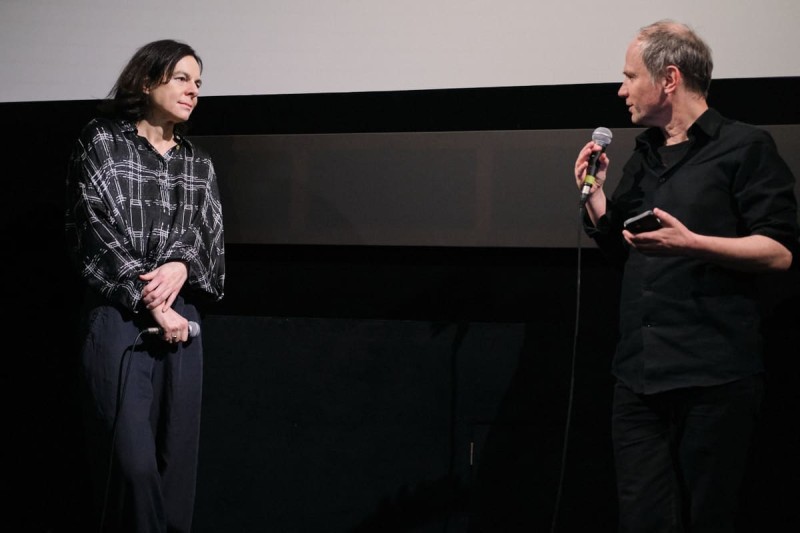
[202,125,800,247]
[3,2,800,102]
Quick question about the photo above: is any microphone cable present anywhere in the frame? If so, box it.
[98,330,147,533]
[549,205,588,533]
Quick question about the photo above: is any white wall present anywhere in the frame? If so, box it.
[1,0,799,102]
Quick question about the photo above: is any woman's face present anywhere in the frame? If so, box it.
[145,55,202,124]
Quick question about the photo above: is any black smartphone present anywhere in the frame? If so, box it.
[624,210,662,233]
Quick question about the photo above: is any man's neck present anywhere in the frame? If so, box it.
[662,96,708,146]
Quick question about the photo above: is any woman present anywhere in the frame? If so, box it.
[65,39,225,532]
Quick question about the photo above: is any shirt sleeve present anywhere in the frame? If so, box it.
[733,129,800,267]
[65,123,148,311]
[583,200,630,269]
[161,154,226,301]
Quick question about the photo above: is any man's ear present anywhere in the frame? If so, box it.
[662,65,681,94]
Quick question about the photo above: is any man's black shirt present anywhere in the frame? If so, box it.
[588,108,799,394]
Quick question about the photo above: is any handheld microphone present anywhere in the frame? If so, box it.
[579,127,613,207]
[144,321,201,338]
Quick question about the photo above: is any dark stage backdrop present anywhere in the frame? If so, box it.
[6,78,800,532]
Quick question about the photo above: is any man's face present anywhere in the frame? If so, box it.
[617,40,667,127]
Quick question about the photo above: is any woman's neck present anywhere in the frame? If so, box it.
[136,119,177,155]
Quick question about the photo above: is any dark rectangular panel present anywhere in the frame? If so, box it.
[198,126,800,247]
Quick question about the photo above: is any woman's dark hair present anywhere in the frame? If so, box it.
[98,39,202,130]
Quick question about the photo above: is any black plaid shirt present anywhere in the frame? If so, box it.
[66,118,225,312]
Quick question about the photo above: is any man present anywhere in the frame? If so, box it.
[573,19,799,532]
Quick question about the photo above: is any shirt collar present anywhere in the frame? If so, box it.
[635,107,721,153]
[119,119,193,150]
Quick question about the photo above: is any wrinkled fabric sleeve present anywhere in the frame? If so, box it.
[65,124,149,311]
[732,129,800,269]
[160,152,225,301]
[583,201,630,270]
